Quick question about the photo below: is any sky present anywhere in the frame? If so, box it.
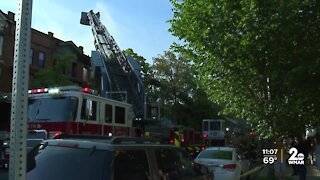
[0,0,177,63]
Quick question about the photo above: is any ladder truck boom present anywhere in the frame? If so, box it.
[80,10,145,119]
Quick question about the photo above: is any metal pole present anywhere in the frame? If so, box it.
[9,0,32,179]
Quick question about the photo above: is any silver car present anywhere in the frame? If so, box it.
[194,147,250,180]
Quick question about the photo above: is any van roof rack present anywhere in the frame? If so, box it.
[109,136,163,144]
[53,134,112,140]
[53,134,166,145]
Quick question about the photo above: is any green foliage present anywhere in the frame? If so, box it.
[110,48,222,130]
[123,48,153,90]
[33,53,76,87]
[169,0,320,137]
[151,51,222,129]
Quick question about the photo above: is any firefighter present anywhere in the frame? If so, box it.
[144,130,150,138]
[173,128,181,147]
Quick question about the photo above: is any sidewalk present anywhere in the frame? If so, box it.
[307,165,320,180]
[253,164,320,180]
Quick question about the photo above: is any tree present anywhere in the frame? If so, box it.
[33,53,76,87]
[123,48,154,93]
[151,51,221,129]
[169,0,320,137]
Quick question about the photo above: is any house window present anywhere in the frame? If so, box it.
[38,51,45,68]
[71,62,77,77]
[83,67,88,81]
[29,48,34,65]
[0,36,3,56]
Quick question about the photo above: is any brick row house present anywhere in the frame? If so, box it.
[0,10,92,94]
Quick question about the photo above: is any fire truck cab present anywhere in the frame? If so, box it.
[27,86,135,138]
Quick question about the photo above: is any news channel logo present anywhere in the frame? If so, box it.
[262,147,304,165]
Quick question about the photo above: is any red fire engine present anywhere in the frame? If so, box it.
[168,126,206,156]
[27,86,136,137]
[0,86,139,168]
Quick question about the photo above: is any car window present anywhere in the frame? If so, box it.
[27,145,111,180]
[155,149,196,180]
[203,121,208,131]
[27,131,47,139]
[113,150,150,180]
[198,149,233,160]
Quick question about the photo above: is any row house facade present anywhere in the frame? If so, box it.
[0,10,92,94]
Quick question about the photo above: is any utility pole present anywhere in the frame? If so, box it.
[9,0,32,179]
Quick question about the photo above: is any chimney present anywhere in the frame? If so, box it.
[79,46,83,53]
[48,32,54,37]
[7,11,15,21]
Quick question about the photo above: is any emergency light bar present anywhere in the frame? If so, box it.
[28,86,98,95]
[28,88,49,94]
[48,88,60,94]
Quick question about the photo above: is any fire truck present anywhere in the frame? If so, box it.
[0,86,137,168]
[27,86,135,137]
[202,119,227,146]
[169,126,205,157]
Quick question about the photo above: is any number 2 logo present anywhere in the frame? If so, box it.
[288,147,304,161]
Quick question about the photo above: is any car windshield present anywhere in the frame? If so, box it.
[27,145,112,180]
[27,131,47,139]
[27,96,78,122]
[198,149,233,160]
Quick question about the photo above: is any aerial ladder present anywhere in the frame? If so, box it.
[80,10,145,119]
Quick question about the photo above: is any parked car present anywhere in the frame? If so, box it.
[0,129,48,169]
[194,147,249,180]
[26,135,213,180]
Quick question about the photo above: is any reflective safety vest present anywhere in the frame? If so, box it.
[186,145,201,152]
[186,146,194,151]
[174,131,181,147]
[194,146,200,151]
[145,131,150,138]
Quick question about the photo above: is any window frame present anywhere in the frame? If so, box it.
[104,103,113,124]
[115,106,126,124]
[38,51,46,68]
[203,121,208,131]
[80,98,98,121]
